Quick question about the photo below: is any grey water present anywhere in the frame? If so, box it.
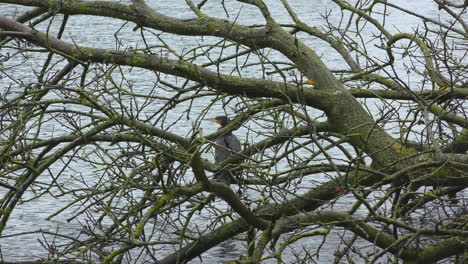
[0,0,465,263]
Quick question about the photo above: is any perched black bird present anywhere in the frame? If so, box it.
[210,116,241,185]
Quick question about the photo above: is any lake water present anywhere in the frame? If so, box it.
[0,0,465,263]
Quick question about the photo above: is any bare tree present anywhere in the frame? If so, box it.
[0,0,467,263]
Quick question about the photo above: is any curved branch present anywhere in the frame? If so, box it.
[348,88,468,100]
[387,33,448,88]
[190,152,270,230]
[272,211,465,264]
[0,15,330,109]
[0,12,407,167]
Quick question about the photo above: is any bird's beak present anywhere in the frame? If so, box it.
[208,118,220,124]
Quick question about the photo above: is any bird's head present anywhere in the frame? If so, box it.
[210,116,229,127]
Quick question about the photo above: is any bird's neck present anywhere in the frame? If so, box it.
[218,127,232,134]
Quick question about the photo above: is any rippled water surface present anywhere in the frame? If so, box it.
[0,0,464,263]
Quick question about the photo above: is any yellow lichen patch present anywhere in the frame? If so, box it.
[437,85,449,92]
[303,79,316,85]
[392,143,417,155]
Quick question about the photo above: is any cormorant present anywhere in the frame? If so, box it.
[210,116,241,185]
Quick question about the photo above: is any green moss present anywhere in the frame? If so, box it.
[76,2,88,11]
[459,128,468,139]
[431,166,455,177]
[73,46,94,60]
[176,62,205,82]
[322,88,337,93]
[4,207,11,215]
[132,54,146,65]
[122,55,146,65]
[430,104,446,115]
[154,193,171,209]
[103,50,113,61]
[206,23,219,32]
[133,224,143,237]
